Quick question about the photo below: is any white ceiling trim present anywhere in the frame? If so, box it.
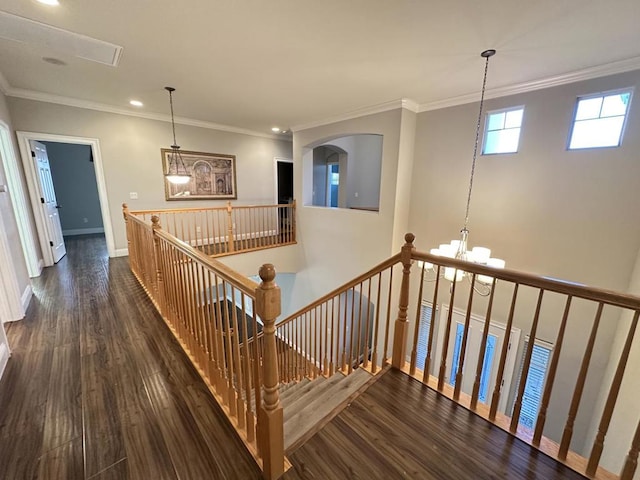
[292,98,419,132]
[419,55,640,112]
[4,85,284,140]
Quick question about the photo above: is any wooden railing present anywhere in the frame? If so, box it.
[129,201,296,257]
[124,208,640,480]
[276,254,402,382]
[123,205,285,480]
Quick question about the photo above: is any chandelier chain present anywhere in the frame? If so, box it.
[168,88,178,147]
[464,53,492,229]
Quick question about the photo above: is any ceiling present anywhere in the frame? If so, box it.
[1,0,640,137]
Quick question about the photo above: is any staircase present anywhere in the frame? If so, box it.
[279,367,374,453]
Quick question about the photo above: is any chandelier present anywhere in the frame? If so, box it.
[164,86,191,185]
[423,49,505,294]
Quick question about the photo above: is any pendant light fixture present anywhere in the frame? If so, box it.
[164,86,191,185]
[423,49,505,294]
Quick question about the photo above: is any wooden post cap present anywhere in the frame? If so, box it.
[151,215,160,228]
[405,233,415,245]
[259,264,276,285]
[122,202,128,210]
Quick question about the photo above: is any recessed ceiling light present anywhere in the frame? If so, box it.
[129,100,143,107]
[271,127,280,133]
[37,0,60,5]
[42,57,66,66]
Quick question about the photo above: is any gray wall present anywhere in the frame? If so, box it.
[7,98,293,253]
[43,142,103,234]
[409,69,640,456]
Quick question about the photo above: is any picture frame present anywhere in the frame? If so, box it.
[162,149,237,201]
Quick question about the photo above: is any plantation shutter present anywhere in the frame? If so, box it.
[416,303,433,372]
[512,338,552,429]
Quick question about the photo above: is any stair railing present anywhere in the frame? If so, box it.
[128,200,296,256]
[123,204,285,480]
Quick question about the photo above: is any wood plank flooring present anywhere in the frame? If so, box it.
[283,368,587,480]
[0,234,262,480]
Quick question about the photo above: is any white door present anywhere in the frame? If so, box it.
[30,141,66,263]
[434,306,521,413]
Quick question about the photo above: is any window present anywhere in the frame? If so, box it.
[511,338,553,430]
[568,89,632,149]
[450,323,497,403]
[482,107,524,154]
[416,303,434,372]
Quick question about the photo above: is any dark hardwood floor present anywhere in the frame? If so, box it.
[284,368,587,480]
[0,234,262,480]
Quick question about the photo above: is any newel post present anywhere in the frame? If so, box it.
[122,203,131,256]
[256,264,284,480]
[391,233,415,369]
[151,215,165,315]
[226,201,235,253]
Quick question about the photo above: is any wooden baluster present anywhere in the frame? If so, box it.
[323,303,329,375]
[587,310,640,476]
[559,302,604,459]
[533,295,572,446]
[195,261,207,373]
[151,216,166,317]
[621,416,640,480]
[372,272,383,374]
[226,201,235,253]
[292,200,296,243]
[251,297,262,442]
[313,308,319,377]
[348,287,357,374]
[255,264,284,480]
[510,289,545,433]
[363,279,373,369]
[489,283,519,421]
[214,273,228,399]
[454,273,476,401]
[423,265,441,383]
[230,286,245,428]
[340,290,347,371]
[471,277,497,410]
[355,283,364,370]
[222,281,237,415]
[383,267,394,365]
[410,262,427,375]
[122,203,131,263]
[206,270,220,391]
[330,297,336,376]
[392,233,415,369]
[241,292,255,442]
[438,276,458,391]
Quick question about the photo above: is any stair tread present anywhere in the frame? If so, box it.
[284,368,373,451]
[280,376,327,409]
[279,378,311,403]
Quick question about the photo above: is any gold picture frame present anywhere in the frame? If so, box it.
[162,149,237,201]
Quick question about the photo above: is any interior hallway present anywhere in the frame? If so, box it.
[0,235,262,479]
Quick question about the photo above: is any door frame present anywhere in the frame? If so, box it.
[16,131,116,266]
[0,122,40,277]
[273,157,293,204]
[0,203,24,322]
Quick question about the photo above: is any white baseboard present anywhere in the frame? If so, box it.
[37,258,44,274]
[114,248,129,257]
[63,227,105,236]
[21,284,33,313]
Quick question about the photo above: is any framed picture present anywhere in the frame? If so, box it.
[162,149,237,201]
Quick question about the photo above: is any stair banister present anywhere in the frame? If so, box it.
[256,263,284,480]
[392,233,415,368]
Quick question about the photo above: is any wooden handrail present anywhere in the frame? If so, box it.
[412,251,640,310]
[128,202,291,215]
[277,253,402,327]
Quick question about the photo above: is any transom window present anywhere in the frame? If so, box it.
[568,89,632,150]
[482,106,524,155]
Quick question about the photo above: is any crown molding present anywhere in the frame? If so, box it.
[292,98,418,132]
[419,55,640,112]
[5,86,285,140]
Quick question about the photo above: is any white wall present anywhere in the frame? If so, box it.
[7,98,293,254]
[409,69,640,456]
[0,92,30,318]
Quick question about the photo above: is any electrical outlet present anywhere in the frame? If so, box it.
[129,192,138,199]
[354,192,358,197]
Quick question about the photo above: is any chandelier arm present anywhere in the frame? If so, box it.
[168,88,178,147]
[463,51,493,230]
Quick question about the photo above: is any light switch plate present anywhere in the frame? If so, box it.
[129,192,138,199]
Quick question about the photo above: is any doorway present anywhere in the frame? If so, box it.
[275,157,293,205]
[14,132,115,267]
